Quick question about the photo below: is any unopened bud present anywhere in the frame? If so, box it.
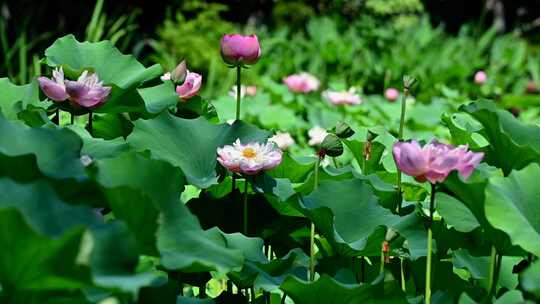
[171,60,187,84]
[403,75,417,90]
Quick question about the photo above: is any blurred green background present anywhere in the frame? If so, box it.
[1,0,539,105]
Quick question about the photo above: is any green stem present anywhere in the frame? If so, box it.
[243,180,248,235]
[70,110,74,125]
[235,65,242,120]
[309,157,321,281]
[396,87,409,213]
[332,157,339,168]
[400,257,406,292]
[487,246,502,301]
[425,183,436,304]
[380,249,385,274]
[88,111,93,136]
[52,108,60,125]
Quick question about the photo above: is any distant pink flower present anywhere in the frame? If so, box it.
[322,88,361,105]
[38,68,111,109]
[385,88,399,102]
[220,34,261,66]
[160,72,171,81]
[228,85,257,98]
[474,71,487,85]
[308,126,328,146]
[283,72,320,93]
[217,139,282,175]
[176,71,202,101]
[269,132,295,150]
[392,140,483,184]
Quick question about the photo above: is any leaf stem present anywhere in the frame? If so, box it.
[52,108,60,125]
[425,183,436,304]
[309,157,321,281]
[243,179,248,235]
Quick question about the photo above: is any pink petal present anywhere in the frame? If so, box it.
[38,76,69,101]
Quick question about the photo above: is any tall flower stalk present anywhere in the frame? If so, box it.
[395,76,416,213]
[425,184,436,304]
[220,34,261,195]
[309,156,321,281]
[392,139,483,304]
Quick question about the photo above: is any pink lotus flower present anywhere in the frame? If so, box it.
[474,71,487,85]
[283,72,320,93]
[217,139,282,175]
[176,71,202,101]
[392,140,484,184]
[38,68,111,109]
[308,126,328,146]
[269,132,295,150]
[220,34,261,66]
[385,88,399,102]
[322,88,361,105]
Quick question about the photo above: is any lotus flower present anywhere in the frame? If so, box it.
[39,68,111,109]
[385,88,399,102]
[308,126,328,146]
[37,67,70,102]
[283,72,320,93]
[220,34,261,66]
[269,132,295,150]
[322,88,361,105]
[474,71,487,85]
[392,140,484,184]
[64,71,112,108]
[176,71,202,101]
[217,139,282,175]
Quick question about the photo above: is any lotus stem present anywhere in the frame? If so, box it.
[236,65,241,120]
[88,111,93,136]
[487,245,502,301]
[52,108,60,125]
[425,183,436,304]
[70,110,74,125]
[401,257,406,292]
[396,86,409,213]
[243,180,248,235]
[309,157,321,281]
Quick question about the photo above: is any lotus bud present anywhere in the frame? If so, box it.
[171,60,187,84]
[320,134,343,157]
[334,121,355,139]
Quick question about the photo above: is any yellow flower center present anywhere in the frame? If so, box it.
[242,147,257,158]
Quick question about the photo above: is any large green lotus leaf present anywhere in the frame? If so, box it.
[442,165,518,255]
[0,208,88,291]
[0,114,86,180]
[94,151,185,255]
[460,100,540,175]
[94,151,259,274]
[343,139,385,174]
[280,274,406,304]
[0,178,156,294]
[441,113,487,149]
[0,78,41,120]
[44,35,167,114]
[301,179,425,258]
[485,163,540,256]
[68,125,129,160]
[436,193,480,233]
[127,112,271,188]
[521,260,540,298]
